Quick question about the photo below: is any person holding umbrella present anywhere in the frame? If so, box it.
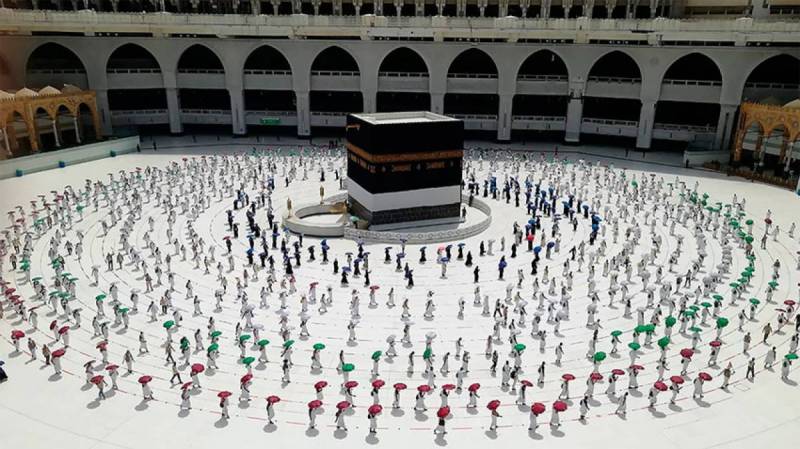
[669,377,683,404]
[392,383,406,409]
[335,401,349,431]
[308,400,322,429]
[92,375,107,400]
[529,403,545,431]
[219,391,231,419]
[434,406,449,436]
[368,404,382,434]
[266,395,280,425]
[180,383,192,410]
[140,376,154,400]
[487,400,501,432]
[106,364,119,390]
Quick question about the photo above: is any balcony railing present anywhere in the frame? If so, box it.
[744,81,800,89]
[112,109,168,115]
[512,115,566,122]
[582,117,638,126]
[107,68,162,74]
[311,111,349,116]
[587,76,641,83]
[311,70,359,77]
[447,73,498,79]
[654,123,716,133]
[378,71,430,78]
[244,69,292,75]
[662,79,722,87]
[517,74,568,82]
[28,68,86,74]
[450,113,498,120]
[181,108,231,114]
[177,68,225,74]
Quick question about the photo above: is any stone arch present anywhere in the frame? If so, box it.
[661,52,722,83]
[310,46,361,74]
[176,44,225,73]
[106,43,162,72]
[447,48,498,77]
[243,44,293,74]
[378,47,430,75]
[515,49,569,80]
[587,50,642,80]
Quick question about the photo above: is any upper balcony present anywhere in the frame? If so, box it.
[1,10,799,43]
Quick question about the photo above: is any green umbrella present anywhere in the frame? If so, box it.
[634,324,649,333]
[283,340,295,348]
[729,282,740,289]
[119,307,129,314]
[611,330,623,337]
[745,219,754,225]
[689,326,703,333]
[749,298,760,305]
[211,330,222,338]
[239,334,251,343]
[371,350,383,360]
[593,351,607,362]
[423,348,433,360]
[688,305,700,311]
[665,316,677,327]
[657,337,670,349]
[241,356,255,365]
[786,353,799,360]
[628,342,641,351]
[60,272,71,278]
[58,291,71,299]
[312,343,325,350]
[768,281,779,288]
[163,320,175,329]
[700,302,712,308]
[716,317,730,329]
[683,310,696,318]
[207,343,219,352]
[180,340,189,349]
[514,343,527,352]
[95,294,107,301]
[32,276,43,282]
[643,324,656,333]
[258,339,271,347]
[342,363,355,372]
[712,294,723,302]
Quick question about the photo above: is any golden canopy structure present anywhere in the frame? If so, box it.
[0,85,102,158]
[732,101,800,172]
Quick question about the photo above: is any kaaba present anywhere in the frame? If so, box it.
[345,111,464,230]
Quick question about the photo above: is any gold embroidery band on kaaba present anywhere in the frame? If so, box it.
[346,142,463,163]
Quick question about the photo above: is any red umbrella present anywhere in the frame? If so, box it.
[241,374,253,384]
[487,400,501,410]
[784,300,796,307]
[138,375,153,384]
[393,382,407,391]
[267,395,281,404]
[10,329,24,339]
[437,406,451,418]
[315,380,328,390]
[372,379,385,389]
[105,364,119,371]
[531,402,546,415]
[223,236,232,241]
[336,401,351,410]
[670,376,685,384]
[468,383,481,392]
[344,380,358,389]
[58,326,70,335]
[191,363,205,374]
[653,381,668,391]
[611,368,625,376]
[442,383,456,391]
[368,404,383,414]
[90,375,104,384]
[561,373,575,381]
[4,288,16,295]
[709,340,722,348]
[521,380,533,387]
[553,400,568,412]
[590,372,603,382]
[308,400,322,409]
[369,285,380,291]
[49,320,58,330]
[630,364,644,371]
[96,341,107,349]
[51,348,66,358]
[698,372,712,381]
[417,385,432,393]
[217,391,232,398]
[181,382,193,390]
[680,348,694,358]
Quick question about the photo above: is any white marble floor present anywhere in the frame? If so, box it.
[1,139,799,449]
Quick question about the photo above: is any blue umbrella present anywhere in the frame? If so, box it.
[457,243,466,247]
[546,242,555,248]
[440,257,450,263]
[342,267,351,273]
[246,248,254,255]
[533,246,542,254]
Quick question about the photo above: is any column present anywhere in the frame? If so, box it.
[72,115,82,143]
[636,100,656,150]
[714,103,738,151]
[229,87,247,136]
[296,90,311,137]
[430,92,444,115]
[252,0,261,14]
[541,0,551,18]
[499,0,508,16]
[363,89,377,114]
[166,87,183,134]
[1,128,10,157]
[94,88,113,136]
[497,93,513,142]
